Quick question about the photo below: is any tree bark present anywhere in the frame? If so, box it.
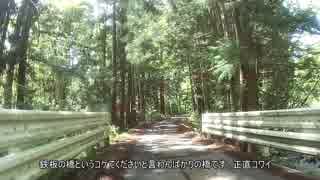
[119,62,126,129]
[119,0,129,129]
[200,63,209,112]
[140,72,146,121]
[234,1,258,112]
[187,55,196,112]
[16,2,35,109]
[265,31,290,110]
[55,71,66,110]
[234,0,258,153]
[4,64,14,109]
[231,65,240,111]
[101,15,107,67]
[177,94,181,113]
[160,79,165,114]
[6,0,36,109]
[111,0,118,126]
[130,65,136,126]
[16,59,27,109]
[0,0,15,74]
[154,87,159,111]
[126,65,132,128]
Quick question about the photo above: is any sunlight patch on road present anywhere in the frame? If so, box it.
[208,176,237,180]
[138,134,165,141]
[168,144,208,151]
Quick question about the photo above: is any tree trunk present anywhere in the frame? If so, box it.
[111,0,118,126]
[231,65,240,111]
[101,16,107,67]
[227,89,231,112]
[16,8,34,109]
[154,87,159,111]
[119,0,129,130]
[140,72,146,121]
[119,62,126,129]
[200,64,209,112]
[265,31,290,110]
[126,65,132,128]
[137,73,141,112]
[234,2,258,112]
[130,65,136,126]
[195,83,204,115]
[177,94,181,113]
[55,72,66,110]
[4,64,14,109]
[160,79,165,114]
[16,59,27,109]
[234,0,258,153]
[7,0,35,109]
[0,0,15,74]
[187,55,196,111]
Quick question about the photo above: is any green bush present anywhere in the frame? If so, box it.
[189,111,201,130]
[106,125,120,143]
[151,111,163,121]
[146,110,163,121]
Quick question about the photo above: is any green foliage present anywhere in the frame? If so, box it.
[1,0,320,126]
[208,40,240,82]
[288,52,320,108]
[146,110,163,121]
[107,125,121,143]
[189,111,201,130]
[3,1,320,179]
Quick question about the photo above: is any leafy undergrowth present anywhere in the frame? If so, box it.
[189,111,201,130]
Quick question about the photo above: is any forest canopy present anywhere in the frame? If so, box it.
[0,0,320,129]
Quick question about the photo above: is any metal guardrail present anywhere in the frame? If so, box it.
[0,110,110,180]
[201,108,320,156]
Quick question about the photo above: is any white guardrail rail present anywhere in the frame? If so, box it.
[202,108,320,156]
[0,110,110,180]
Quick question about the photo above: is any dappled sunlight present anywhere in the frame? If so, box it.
[137,134,166,141]
[2,0,320,179]
[136,132,210,153]
[207,175,238,180]
[168,144,208,151]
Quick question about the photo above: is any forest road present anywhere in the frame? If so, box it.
[123,120,284,180]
